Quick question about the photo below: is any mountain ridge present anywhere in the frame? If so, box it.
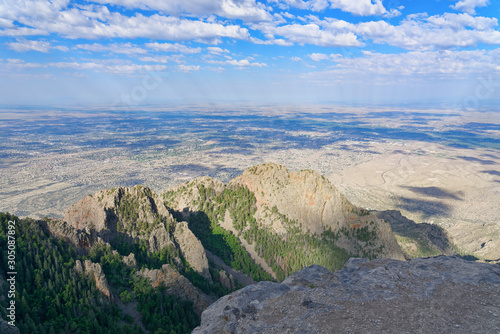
[0,163,464,333]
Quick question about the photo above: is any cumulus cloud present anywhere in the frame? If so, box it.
[4,58,167,73]
[7,39,68,52]
[270,0,329,12]
[0,1,250,42]
[329,0,386,16]
[308,53,329,61]
[87,0,272,22]
[177,64,201,72]
[270,0,399,17]
[207,46,230,54]
[146,42,201,54]
[304,49,500,79]
[258,21,363,47]
[226,59,267,67]
[451,0,489,15]
[75,42,147,54]
[356,13,500,50]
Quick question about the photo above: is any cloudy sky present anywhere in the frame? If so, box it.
[1,0,499,108]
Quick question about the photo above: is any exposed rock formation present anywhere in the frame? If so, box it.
[0,314,18,334]
[62,185,207,276]
[218,270,235,290]
[75,260,112,301]
[123,253,137,268]
[193,256,500,333]
[64,185,173,241]
[230,163,404,260]
[40,218,97,252]
[148,225,175,253]
[173,221,211,280]
[137,264,211,314]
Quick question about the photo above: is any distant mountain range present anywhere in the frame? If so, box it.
[0,163,462,333]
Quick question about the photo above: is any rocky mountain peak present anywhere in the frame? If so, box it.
[231,163,359,234]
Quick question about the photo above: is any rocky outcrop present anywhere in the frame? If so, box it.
[75,260,112,301]
[148,225,175,253]
[40,219,98,252]
[218,270,235,290]
[230,164,352,233]
[230,163,404,260]
[164,176,225,211]
[173,221,211,280]
[0,314,18,334]
[64,185,173,241]
[123,253,137,268]
[193,256,500,333]
[137,264,211,314]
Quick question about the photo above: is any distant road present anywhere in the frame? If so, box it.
[380,156,406,185]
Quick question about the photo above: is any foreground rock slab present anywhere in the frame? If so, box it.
[193,256,500,334]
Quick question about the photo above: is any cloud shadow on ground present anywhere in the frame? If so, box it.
[395,196,451,219]
[400,186,463,201]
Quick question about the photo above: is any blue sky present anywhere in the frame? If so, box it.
[0,0,500,108]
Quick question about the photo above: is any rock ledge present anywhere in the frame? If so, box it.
[193,256,500,334]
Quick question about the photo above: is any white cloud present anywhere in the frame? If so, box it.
[139,55,185,64]
[226,59,267,67]
[4,58,167,73]
[75,42,147,54]
[177,64,201,72]
[271,0,329,12]
[291,56,302,61]
[451,0,489,15]
[356,13,500,50]
[7,39,68,52]
[146,42,201,54]
[249,36,294,46]
[271,0,397,16]
[0,2,250,42]
[329,0,385,16]
[305,49,500,80]
[308,53,329,61]
[258,22,362,47]
[207,46,230,54]
[0,18,14,28]
[87,0,272,22]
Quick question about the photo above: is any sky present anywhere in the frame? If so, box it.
[0,0,500,109]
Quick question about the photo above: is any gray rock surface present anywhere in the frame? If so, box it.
[0,313,18,334]
[148,225,175,253]
[173,221,211,280]
[193,256,500,334]
[137,264,211,314]
[123,253,137,268]
[230,163,404,260]
[75,259,112,301]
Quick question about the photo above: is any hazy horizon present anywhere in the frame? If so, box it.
[1,0,500,107]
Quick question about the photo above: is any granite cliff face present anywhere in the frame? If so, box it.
[60,185,210,278]
[230,163,404,259]
[137,264,211,314]
[193,256,500,334]
[75,259,112,301]
[164,163,405,281]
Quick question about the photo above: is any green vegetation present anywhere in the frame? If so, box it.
[167,183,377,282]
[244,209,353,281]
[114,190,169,237]
[0,213,144,334]
[0,213,202,334]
